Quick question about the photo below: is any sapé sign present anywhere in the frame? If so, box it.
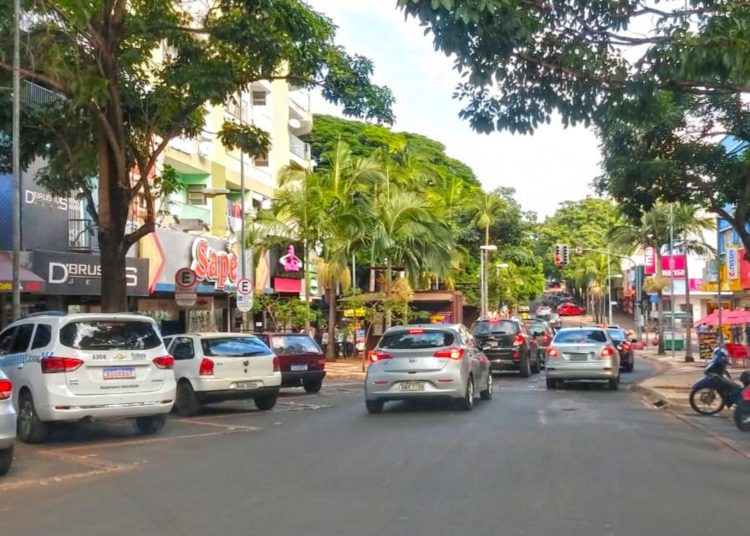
[190,238,238,290]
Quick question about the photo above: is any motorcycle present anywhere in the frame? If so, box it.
[733,373,750,431]
[689,347,750,416]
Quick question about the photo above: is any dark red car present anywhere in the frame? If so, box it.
[259,333,326,393]
[557,302,585,316]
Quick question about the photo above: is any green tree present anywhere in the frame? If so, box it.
[0,0,393,312]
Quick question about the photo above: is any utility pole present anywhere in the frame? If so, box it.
[607,248,613,325]
[11,0,21,321]
[683,231,694,362]
[669,204,675,359]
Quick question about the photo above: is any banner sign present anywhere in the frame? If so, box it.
[727,246,739,280]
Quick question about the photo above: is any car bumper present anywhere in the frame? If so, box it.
[281,370,326,387]
[198,386,280,403]
[545,363,618,380]
[0,403,16,449]
[365,370,466,401]
[484,352,521,371]
[191,373,282,393]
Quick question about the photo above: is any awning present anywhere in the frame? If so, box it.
[274,277,302,293]
[0,252,46,293]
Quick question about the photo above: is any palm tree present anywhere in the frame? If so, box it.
[471,190,507,246]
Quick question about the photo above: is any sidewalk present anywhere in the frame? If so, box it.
[325,358,367,381]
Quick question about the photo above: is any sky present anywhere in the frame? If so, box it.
[307,0,603,219]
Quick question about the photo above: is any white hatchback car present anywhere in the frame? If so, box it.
[0,370,16,475]
[163,333,281,416]
[0,313,176,443]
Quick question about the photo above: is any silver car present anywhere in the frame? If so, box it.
[364,324,492,413]
[544,327,621,390]
[0,370,16,475]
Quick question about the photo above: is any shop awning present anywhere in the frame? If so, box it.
[0,252,45,293]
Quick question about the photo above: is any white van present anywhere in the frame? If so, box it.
[0,313,176,443]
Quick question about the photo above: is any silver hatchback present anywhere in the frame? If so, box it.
[544,327,621,390]
[364,324,492,413]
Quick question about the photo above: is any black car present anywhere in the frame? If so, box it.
[606,328,635,372]
[523,319,554,367]
[470,318,541,377]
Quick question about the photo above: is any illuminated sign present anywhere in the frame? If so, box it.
[191,238,238,290]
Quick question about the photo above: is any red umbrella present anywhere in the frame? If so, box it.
[696,311,720,326]
[723,309,750,325]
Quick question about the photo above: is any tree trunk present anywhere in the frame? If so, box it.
[97,133,130,313]
[303,239,311,332]
[326,285,337,361]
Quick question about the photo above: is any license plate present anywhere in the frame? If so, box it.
[568,353,588,362]
[236,381,260,390]
[103,367,136,380]
[290,364,308,371]
[400,381,425,392]
[487,341,498,348]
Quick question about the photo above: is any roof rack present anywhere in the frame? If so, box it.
[21,311,68,319]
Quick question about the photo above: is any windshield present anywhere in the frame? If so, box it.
[270,335,322,355]
[60,320,161,350]
[471,320,518,336]
[553,330,608,344]
[607,329,627,342]
[201,337,272,357]
[379,330,454,349]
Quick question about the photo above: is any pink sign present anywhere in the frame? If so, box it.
[644,247,655,275]
[661,255,686,278]
[689,278,703,291]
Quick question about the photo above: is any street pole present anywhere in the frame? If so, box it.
[717,223,724,346]
[480,250,486,318]
[683,232,694,362]
[669,204,675,359]
[238,94,246,332]
[11,0,21,321]
[607,248,613,325]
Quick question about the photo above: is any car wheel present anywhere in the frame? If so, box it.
[303,380,323,394]
[0,446,13,476]
[457,376,475,411]
[519,356,531,378]
[255,393,278,411]
[480,372,493,401]
[175,380,202,417]
[546,378,557,390]
[366,399,384,414]
[17,391,48,444]
[531,354,541,374]
[135,415,166,435]
[608,375,620,391]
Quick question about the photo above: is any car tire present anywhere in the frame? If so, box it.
[366,399,384,414]
[0,446,12,476]
[17,391,48,444]
[254,393,278,411]
[608,375,620,391]
[480,372,493,401]
[519,356,531,378]
[303,380,323,394]
[175,380,202,417]
[546,378,557,390]
[135,415,166,435]
[531,354,541,374]
[457,376,475,411]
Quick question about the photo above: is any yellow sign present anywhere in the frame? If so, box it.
[0,282,11,291]
[344,309,366,318]
[701,265,742,292]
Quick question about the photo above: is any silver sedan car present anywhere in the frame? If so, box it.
[544,327,621,390]
[364,324,492,413]
[0,370,16,475]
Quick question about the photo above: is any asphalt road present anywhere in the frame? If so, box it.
[2,360,749,536]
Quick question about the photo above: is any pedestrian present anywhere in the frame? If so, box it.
[335,325,344,357]
[321,328,329,356]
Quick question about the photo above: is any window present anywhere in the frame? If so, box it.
[379,330,455,349]
[471,320,519,336]
[60,321,161,350]
[269,335,322,355]
[606,329,627,342]
[254,156,269,167]
[201,337,272,357]
[0,327,17,356]
[252,91,267,106]
[31,324,52,349]
[187,185,206,206]
[10,324,33,354]
[171,337,195,360]
[553,329,608,344]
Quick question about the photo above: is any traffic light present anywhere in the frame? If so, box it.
[561,244,570,265]
[554,244,562,267]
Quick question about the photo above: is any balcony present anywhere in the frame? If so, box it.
[290,134,311,161]
[163,200,211,232]
[69,219,99,252]
[22,81,59,106]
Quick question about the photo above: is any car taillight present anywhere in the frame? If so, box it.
[433,347,464,360]
[514,334,524,346]
[542,334,551,344]
[546,347,559,359]
[369,350,393,363]
[408,328,424,334]
[318,358,326,370]
[743,388,750,402]
[41,356,83,374]
[153,355,174,369]
[273,356,280,372]
[600,347,615,358]
[621,342,632,351]
[199,357,214,376]
[0,379,11,401]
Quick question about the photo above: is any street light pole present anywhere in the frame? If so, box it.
[479,245,497,318]
[11,0,21,321]
[669,204,675,359]
[480,250,486,318]
[607,248,613,325]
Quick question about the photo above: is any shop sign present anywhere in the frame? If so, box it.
[727,246,739,280]
[644,247,655,275]
[343,308,366,318]
[279,244,303,272]
[661,255,686,278]
[191,238,238,290]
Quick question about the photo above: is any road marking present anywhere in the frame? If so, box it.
[170,419,259,432]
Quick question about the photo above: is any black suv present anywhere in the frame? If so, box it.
[470,318,540,377]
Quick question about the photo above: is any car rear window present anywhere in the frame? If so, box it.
[553,330,608,344]
[201,337,272,357]
[471,320,518,336]
[379,330,455,349]
[60,320,162,350]
[270,335,321,355]
[607,329,627,342]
